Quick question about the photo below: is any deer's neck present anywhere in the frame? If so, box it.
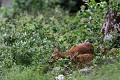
[58,51,69,58]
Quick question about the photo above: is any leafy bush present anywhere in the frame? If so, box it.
[0,0,120,67]
[13,0,45,13]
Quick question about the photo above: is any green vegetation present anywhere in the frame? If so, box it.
[1,62,120,80]
[2,66,53,80]
[69,62,120,80]
[0,0,120,80]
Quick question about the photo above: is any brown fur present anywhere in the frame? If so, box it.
[68,42,94,62]
[49,42,94,64]
[77,54,95,64]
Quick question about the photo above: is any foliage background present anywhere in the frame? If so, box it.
[0,0,120,80]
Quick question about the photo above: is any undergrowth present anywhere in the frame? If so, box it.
[0,0,120,80]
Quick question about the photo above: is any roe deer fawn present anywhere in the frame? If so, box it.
[68,42,94,62]
[49,42,95,64]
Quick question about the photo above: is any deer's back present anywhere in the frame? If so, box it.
[69,42,94,55]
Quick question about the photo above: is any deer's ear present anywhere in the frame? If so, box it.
[54,47,59,53]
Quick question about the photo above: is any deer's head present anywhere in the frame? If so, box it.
[49,47,61,63]
[49,47,68,63]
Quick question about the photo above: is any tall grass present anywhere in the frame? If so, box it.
[70,61,120,80]
[2,61,120,80]
[85,62,120,80]
[2,66,53,80]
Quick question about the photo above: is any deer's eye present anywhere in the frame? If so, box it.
[51,56,54,59]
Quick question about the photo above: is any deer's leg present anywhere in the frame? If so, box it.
[69,52,79,63]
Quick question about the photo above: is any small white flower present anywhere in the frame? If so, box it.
[55,74,64,80]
